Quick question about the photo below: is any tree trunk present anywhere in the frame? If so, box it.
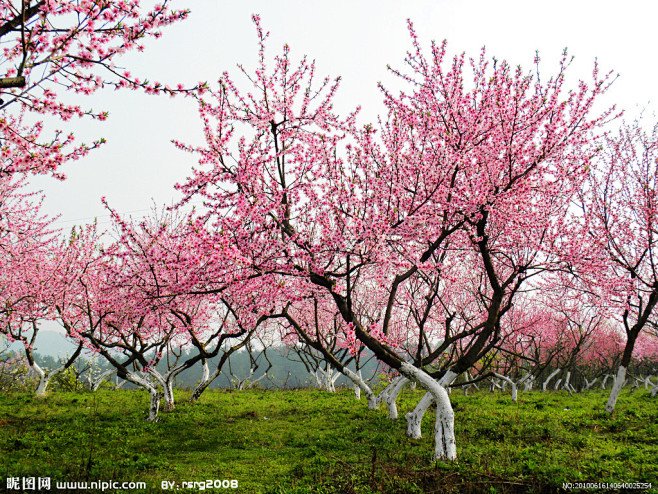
[353,382,361,400]
[32,363,50,397]
[162,379,175,411]
[120,371,163,421]
[375,375,406,409]
[406,392,433,439]
[32,362,67,397]
[90,369,114,391]
[342,368,377,409]
[190,366,220,402]
[400,364,457,461]
[605,365,627,414]
[384,377,409,420]
[148,391,163,422]
[493,372,531,402]
[313,367,340,392]
[543,368,561,392]
[585,377,598,391]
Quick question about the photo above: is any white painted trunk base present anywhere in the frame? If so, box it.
[406,392,433,439]
[313,368,340,392]
[163,381,175,411]
[148,392,162,422]
[32,362,67,397]
[342,368,377,410]
[90,370,114,391]
[384,377,409,420]
[584,377,598,391]
[400,364,457,461]
[605,366,627,414]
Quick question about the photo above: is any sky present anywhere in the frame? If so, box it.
[27,0,658,231]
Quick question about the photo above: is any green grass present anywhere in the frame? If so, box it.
[1,387,656,493]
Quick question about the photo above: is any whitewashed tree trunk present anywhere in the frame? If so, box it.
[244,371,268,389]
[400,363,457,461]
[601,374,610,389]
[493,372,532,402]
[32,362,68,397]
[554,378,562,390]
[384,377,409,420]
[375,375,406,408]
[605,365,627,414]
[312,369,321,388]
[236,367,256,389]
[148,391,162,421]
[190,358,212,401]
[232,367,267,390]
[404,371,458,447]
[33,363,50,397]
[163,379,175,410]
[583,377,598,391]
[190,364,220,402]
[352,381,361,399]
[651,385,658,397]
[643,375,654,390]
[543,369,561,392]
[462,371,472,396]
[493,373,515,401]
[144,369,176,412]
[562,371,572,392]
[200,358,210,383]
[313,367,340,392]
[120,371,163,422]
[90,370,114,391]
[342,368,377,409]
[406,392,433,439]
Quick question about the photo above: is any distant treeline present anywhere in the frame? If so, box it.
[27,346,385,390]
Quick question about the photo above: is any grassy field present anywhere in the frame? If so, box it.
[1,386,656,493]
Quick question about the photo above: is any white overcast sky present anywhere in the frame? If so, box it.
[27,0,658,230]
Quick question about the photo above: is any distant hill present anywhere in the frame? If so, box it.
[2,326,80,358]
[2,326,385,390]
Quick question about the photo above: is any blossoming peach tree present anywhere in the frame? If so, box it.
[0,0,193,177]
[579,119,658,413]
[175,17,614,460]
[0,0,191,394]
